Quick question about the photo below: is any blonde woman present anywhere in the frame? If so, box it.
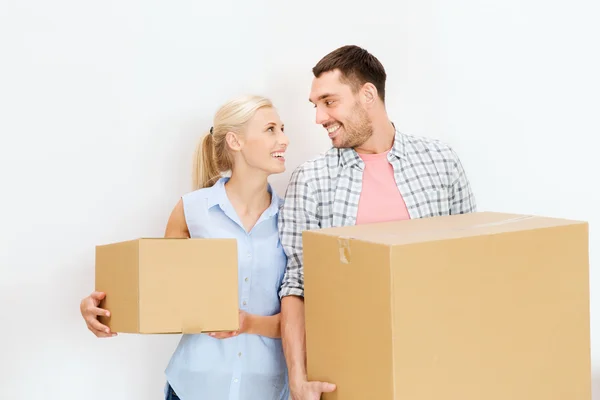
[80,95,291,400]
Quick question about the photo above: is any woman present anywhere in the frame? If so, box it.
[80,94,290,400]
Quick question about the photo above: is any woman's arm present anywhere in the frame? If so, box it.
[245,312,281,339]
[164,198,190,239]
[210,312,282,340]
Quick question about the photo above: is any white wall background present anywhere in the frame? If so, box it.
[1,0,598,399]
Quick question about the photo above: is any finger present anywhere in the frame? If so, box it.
[90,306,110,318]
[209,332,233,339]
[90,291,106,303]
[88,325,116,338]
[314,381,336,393]
[208,331,234,337]
[88,318,111,334]
[208,331,238,339]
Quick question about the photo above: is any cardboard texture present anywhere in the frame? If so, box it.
[95,238,239,334]
[303,212,591,400]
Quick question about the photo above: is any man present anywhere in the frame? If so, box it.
[278,45,476,400]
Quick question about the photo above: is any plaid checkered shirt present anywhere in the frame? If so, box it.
[277,127,477,298]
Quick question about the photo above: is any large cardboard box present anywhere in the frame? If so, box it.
[303,212,591,400]
[95,238,239,334]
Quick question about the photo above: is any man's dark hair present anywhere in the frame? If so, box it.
[312,45,387,102]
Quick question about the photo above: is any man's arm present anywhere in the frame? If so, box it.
[449,148,477,214]
[278,166,335,398]
[278,166,317,384]
[281,296,307,384]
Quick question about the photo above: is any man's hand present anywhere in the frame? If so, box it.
[291,380,336,400]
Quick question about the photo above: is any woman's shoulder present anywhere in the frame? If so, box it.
[269,186,285,213]
[181,184,222,208]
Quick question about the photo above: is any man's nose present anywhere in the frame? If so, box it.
[315,106,329,125]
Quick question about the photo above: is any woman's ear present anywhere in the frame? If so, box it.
[225,131,242,152]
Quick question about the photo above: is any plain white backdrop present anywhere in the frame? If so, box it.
[1,0,598,399]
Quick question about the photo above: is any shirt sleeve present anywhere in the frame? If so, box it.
[449,148,477,214]
[277,165,320,298]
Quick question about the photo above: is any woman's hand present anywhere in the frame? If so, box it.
[208,310,249,339]
[80,291,117,338]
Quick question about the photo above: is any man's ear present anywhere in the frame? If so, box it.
[225,131,242,152]
[362,83,377,106]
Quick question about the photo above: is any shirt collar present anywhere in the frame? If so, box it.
[207,177,282,218]
[206,177,228,209]
[265,183,283,218]
[338,123,406,169]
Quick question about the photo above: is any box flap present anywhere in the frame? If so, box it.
[306,212,586,247]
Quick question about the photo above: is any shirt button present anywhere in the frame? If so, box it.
[247,252,252,258]
[244,277,248,282]
[238,352,242,357]
[242,301,247,306]
[233,378,238,383]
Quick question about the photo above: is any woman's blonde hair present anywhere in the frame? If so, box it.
[192,94,274,190]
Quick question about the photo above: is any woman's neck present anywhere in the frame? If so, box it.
[224,170,271,225]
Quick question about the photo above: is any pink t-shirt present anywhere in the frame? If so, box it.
[356,151,410,225]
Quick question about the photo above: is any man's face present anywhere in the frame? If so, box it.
[309,69,373,148]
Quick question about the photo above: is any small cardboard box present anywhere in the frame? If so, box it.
[303,212,591,400]
[95,238,239,334]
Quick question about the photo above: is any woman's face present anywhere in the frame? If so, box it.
[233,107,289,176]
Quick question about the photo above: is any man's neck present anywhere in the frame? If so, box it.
[354,118,396,154]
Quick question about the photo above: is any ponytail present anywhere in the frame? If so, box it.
[192,131,221,190]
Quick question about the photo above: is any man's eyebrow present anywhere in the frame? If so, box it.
[308,93,335,103]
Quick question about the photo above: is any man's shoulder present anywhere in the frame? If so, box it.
[289,148,339,181]
[401,131,460,161]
